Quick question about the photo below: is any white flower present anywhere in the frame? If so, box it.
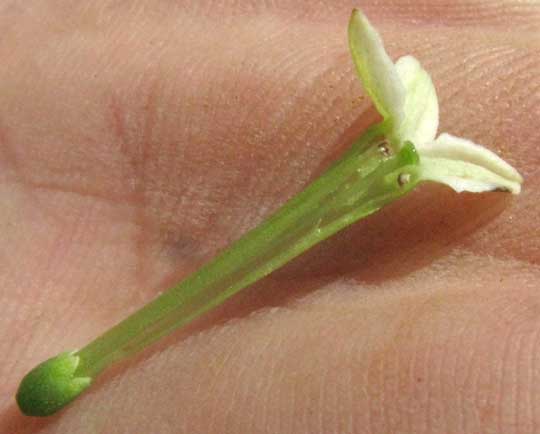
[348,9,523,194]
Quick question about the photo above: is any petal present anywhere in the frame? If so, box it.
[420,133,523,182]
[419,157,522,194]
[395,55,439,144]
[348,9,405,126]
[417,133,523,194]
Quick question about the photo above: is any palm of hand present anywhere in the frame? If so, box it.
[1,1,540,433]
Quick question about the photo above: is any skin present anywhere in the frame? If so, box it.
[1,0,539,432]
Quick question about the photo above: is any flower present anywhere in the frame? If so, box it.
[348,9,523,194]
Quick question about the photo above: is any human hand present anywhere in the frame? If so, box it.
[1,1,539,433]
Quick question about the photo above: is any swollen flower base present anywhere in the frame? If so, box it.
[16,9,522,417]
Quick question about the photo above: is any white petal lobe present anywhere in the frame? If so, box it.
[395,56,439,145]
[419,157,521,194]
[418,133,523,183]
[348,9,405,126]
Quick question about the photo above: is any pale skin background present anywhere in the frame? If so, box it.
[0,1,539,433]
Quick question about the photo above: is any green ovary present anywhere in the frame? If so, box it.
[16,351,92,416]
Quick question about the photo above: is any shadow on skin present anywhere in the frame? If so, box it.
[278,184,511,283]
[0,403,54,434]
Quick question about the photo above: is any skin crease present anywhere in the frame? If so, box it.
[0,0,539,432]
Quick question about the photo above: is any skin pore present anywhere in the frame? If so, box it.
[1,1,540,432]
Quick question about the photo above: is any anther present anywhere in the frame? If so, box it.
[398,173,411,187]
[377,140,391,157]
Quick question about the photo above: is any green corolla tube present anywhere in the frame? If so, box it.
[16,9,522,417]
[16,132,420,417]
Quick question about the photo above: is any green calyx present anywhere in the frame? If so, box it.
[16,351,92,417]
